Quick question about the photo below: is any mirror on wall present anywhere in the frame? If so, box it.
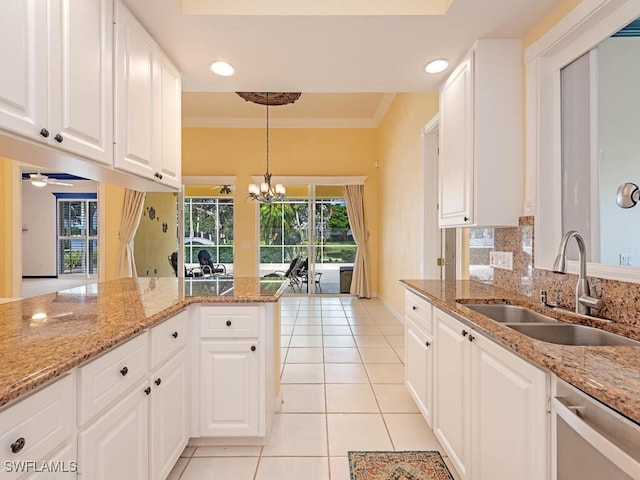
[560,18,640,267]
[19,165,99,297]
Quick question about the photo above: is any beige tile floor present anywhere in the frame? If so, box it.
[168,296,462,480]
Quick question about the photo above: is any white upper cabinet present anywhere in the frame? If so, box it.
[49,0,113,164]
[0,0,44,141]
[154,52,182,189]
[0,0,113,165]
[114,0,182,189]
[439,40,523,227]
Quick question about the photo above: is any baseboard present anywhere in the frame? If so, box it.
[379,296,405,325]
[22,275,57,279]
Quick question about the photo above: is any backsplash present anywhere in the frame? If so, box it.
[487,216,640,327]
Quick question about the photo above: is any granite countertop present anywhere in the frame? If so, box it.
[400,279,640,426]
[0,276,285,408]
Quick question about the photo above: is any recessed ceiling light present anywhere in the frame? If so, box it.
[424,59,449,74]
[210,61,235,76]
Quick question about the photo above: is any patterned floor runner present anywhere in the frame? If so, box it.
[348,451,454,480]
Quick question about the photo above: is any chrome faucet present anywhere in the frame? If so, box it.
[552,230,602,315]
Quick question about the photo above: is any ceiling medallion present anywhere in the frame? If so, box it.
[236,92,301,106]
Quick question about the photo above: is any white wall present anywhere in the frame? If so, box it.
[22,179,97,276]
[598,36,640,266]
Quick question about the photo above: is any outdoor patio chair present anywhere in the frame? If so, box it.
[168,251,202,277]
[197,250,226,276]
[263,256,302,291]
[296,258,323,292]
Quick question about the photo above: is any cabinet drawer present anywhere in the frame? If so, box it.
[150,310,188,369]
[78,333,149,426]
[405,290,433,333]
[200,306,260,338]
[0,375,74,479]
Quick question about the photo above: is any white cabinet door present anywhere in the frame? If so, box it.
[153,52,181,189]
[199,341,260,437]
[0,0,113,165]
[49,0,113,164]
[114,0,155,180]
[0,0,46,140]
[438,40,522,227]
[439,54,473,227]
[405,321,433,426]
[114,0,181,188]
[433,308,471,480]
[470,334,548,480]
[150,349,189,480]
[78,385,149,480]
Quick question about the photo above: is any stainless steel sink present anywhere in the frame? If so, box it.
[464,304,559,324]
[508,323,640,347]
[462,303,640,346]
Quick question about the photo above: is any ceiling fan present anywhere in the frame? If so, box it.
[209,184,232,195]
[27,172,73,187]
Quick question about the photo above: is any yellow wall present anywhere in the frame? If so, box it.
[134,192,178,277]
[182,127,379,289]
[523,0,582,48]
[0,158,14,297]
[377,93,439,314]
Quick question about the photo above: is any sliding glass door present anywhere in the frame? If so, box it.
[258,184,355,295]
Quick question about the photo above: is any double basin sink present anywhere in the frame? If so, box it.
[463,303,640,347]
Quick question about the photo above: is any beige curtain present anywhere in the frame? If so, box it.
[117,189,146,278]
[344,185,370,298]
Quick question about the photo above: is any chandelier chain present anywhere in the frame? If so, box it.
[266,93,270,175]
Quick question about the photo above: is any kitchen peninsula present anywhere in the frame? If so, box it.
[0,276,284,480]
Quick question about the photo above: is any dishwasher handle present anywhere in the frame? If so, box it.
[552,396,640,479]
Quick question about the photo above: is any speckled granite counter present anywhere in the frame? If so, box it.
[0,277,285,408]
[400,279,640,426]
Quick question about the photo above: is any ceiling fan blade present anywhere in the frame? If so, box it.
[209,184,233,194]
[48,180,73,186]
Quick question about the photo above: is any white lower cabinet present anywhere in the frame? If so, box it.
[0,374,75,480]
[149,349,189,480]
[470,332,548,480]
[405,319,433,426]
[433,307,471,478]
[199,341,261,437]
[77,384,149,480]
[77,312,189,480]
[433,306,549,480]
[193,304,276,441]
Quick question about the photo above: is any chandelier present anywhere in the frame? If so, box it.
[237,92,301,203]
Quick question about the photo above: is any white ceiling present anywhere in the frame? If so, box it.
[122,0,562,126]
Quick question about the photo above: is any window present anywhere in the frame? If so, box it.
[57,197,98,275]
[184,197,234,266]
[468,227,494,283]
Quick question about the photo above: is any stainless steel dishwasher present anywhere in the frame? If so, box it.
[552,378,640,480]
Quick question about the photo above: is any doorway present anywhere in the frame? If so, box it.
[423,115,457,280]
[258,182,357,295]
